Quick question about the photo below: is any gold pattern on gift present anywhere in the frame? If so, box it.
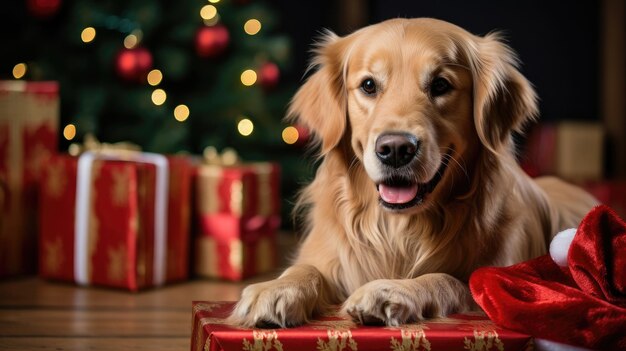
[45,159,67,198]
[316,329,358,351]
[193,302,227,314]
[230,180,244,216]
[229,239,243,274]
[44,237,64,275]
[107,245,127,283]
[254,163,273,216]
[27,142,52,178]
[198,166,221,215]
[111,167,131,207]
[389,325,431,351]
[309,319,358,351]
[196,236,219,277]
[462,321,504,351]
[242,330,284,351]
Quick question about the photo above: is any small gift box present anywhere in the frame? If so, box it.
[582,181,626,219]
[0,81,59,277]
[191,301,534,351]
[194,148,281,281]
[522,122,604,181]
[38,140,192,290]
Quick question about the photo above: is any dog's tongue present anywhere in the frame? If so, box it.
[379,184,418,204]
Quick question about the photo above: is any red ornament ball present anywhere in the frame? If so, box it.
[114,47,153,83]
[294,124,310,146]
[195,25,230,58]
[27,0,62,18]
[259,62,280,90]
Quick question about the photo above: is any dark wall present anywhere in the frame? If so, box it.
[277,0,600,123]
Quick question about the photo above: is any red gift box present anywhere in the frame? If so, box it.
[0,81,59,277]
[194,162,280,281]
[582,181,626,219]
[191,301,534,351]
[38,151,191,290]
[521,122,604,181]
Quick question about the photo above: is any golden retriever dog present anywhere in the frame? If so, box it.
[229,18,598,328]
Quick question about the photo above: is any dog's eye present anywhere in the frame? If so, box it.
[360,78,377,96]
[430,77,452,97]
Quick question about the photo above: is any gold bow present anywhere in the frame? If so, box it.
[68,134,141,156]
[202,146,239,166]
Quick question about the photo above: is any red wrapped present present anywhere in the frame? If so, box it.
[582,181,626,219]
[38,150,191,290]
[191,301,534,351]
[521,122,604,181]
[194,160,281,281]
[0,81,59,277]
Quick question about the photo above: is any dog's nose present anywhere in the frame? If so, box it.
[375,133,419,168]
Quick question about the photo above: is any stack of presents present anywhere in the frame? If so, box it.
[521,121,626,218]
[2,81,623,350]
[0,80,281,288]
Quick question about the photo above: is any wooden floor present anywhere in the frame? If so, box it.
[0,274,277,350]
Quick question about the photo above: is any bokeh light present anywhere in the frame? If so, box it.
[282,126,299,144]
[12,63,27,79]
[151,89,167,105]
[174,104,190,122]
[63,124,77,141]
[147,69,163,86]
[244,19,261,35]
[240,69,257,86]
[237,118,254,136]
[81,27,96,43]
[200,5,217,20]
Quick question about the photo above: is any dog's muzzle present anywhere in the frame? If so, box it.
[374,133,453,210]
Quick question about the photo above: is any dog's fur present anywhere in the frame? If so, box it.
[229,18,598,328]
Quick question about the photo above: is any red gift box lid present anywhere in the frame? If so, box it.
[191,301,533,351]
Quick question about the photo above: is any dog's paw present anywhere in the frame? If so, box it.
[342,275,473,326]
[342,279,418,326]
[227,278,319,328]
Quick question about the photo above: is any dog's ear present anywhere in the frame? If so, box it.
[464,32,539,154]
[287,31,350,155]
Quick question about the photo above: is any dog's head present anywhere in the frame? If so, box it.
[288,18,537,213]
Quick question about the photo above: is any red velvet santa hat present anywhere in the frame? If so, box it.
[469,205,626,350]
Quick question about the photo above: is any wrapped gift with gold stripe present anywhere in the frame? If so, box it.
[38,148,192,291]
[190,301,534,351]
[194,149,281,281]
[0,81,59,277]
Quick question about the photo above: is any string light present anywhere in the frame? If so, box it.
[124,29,143,49]
[282,126,299,144]
[147,69,163,86]
[244,19,261,35]
[124,34,138,49]
[200,5,217,20]
[174,104,190,122]
[237,118,254,136]
[240,69,257,86]
[81,27,96,43]
[12,63,27,79]
[63,124,77,141]
[208,0,220,3]
[151,89,167,106]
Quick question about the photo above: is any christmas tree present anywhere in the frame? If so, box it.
[6,0,313,224]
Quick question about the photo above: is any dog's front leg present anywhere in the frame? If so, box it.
[342,273,476,326]
[228,264,335,328]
